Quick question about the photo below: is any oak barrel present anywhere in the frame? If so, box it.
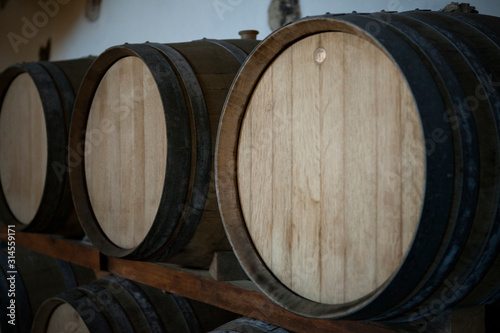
[0,246,95,332]
[32,275,237,332]
[215,11,500,320]
[0,58,94,234]
[70,39,259,266]
[210,318,290,333]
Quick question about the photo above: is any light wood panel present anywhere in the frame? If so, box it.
[290,35,322,302]
[85,56,167,250]
[0,73,47,224]
[46,303,89,333]
[237,32,425,304]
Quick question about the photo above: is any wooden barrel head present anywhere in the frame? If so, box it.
[237,32,426,304]
[85,56,167,250]
[0,73,48,224]
[46,303,89,333]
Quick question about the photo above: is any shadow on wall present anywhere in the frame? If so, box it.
[0,0,89,70]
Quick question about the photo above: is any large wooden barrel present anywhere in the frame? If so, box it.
[215,11,500,320]
[0,246,95,332]
[0,58,94,234]
[32,274,238,332]
[210,318,290,333]
[70,39,259,266]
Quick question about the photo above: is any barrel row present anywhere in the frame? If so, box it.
[33,275,285,333]
[33,274,239,333]
[0,38,259,267]
[1,10,500,322]
[0,244,250,333]
[0,243,271,333]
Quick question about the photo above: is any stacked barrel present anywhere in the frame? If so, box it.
[1,9,500,329]
[216,11,500,320]
[0,58,94,235]
[69,39,259,266]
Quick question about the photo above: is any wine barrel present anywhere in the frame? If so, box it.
[0,247,95,332]
[215,11,500,320]
[0,58,95,234]
[32,275,238,332]
[70,39,259,266]
[210,318,290,333]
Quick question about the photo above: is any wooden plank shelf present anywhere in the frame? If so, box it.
[0,226,395,333]
[0,227,101,271]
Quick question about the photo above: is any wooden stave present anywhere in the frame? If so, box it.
[136,280,202,332]
[361,12,500,321]
[393,11,500,315]
[289,16,456,318]
[0,59,93,233]
[101,276,237,332]
[148,40,258,266]
[142,42,217,264]
[35,293,114,333]
[362,11,498,318]
[78,281,144,332]
[215,12,500,319]
[436,12,500,308]
[37,61,84,236]
[32,275,238,333]
[106,276,168,332]
[203,39,250,64]
[348,12,477,320]
[340,11,500,320]
[452,12,500,42]
[323,12,500,318]
[70,40,258,266]
[331,11,500,318]
[70,44,192,260]
[0,247,96,332]
[307,13,479,317]
[49,58,96,96]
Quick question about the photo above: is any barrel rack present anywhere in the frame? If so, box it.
[0,226,493,333]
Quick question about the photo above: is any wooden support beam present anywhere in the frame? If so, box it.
[209,251,249,281]
[107,257,393,333]
[0,226,100,271]
[1,227,491,332]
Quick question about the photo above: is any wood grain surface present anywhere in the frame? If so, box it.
[0,73,47,224]
[85,56,167,250]
[46,303,89,333]
[237,32,425,304]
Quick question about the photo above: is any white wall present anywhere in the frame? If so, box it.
[1,0,499,70]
